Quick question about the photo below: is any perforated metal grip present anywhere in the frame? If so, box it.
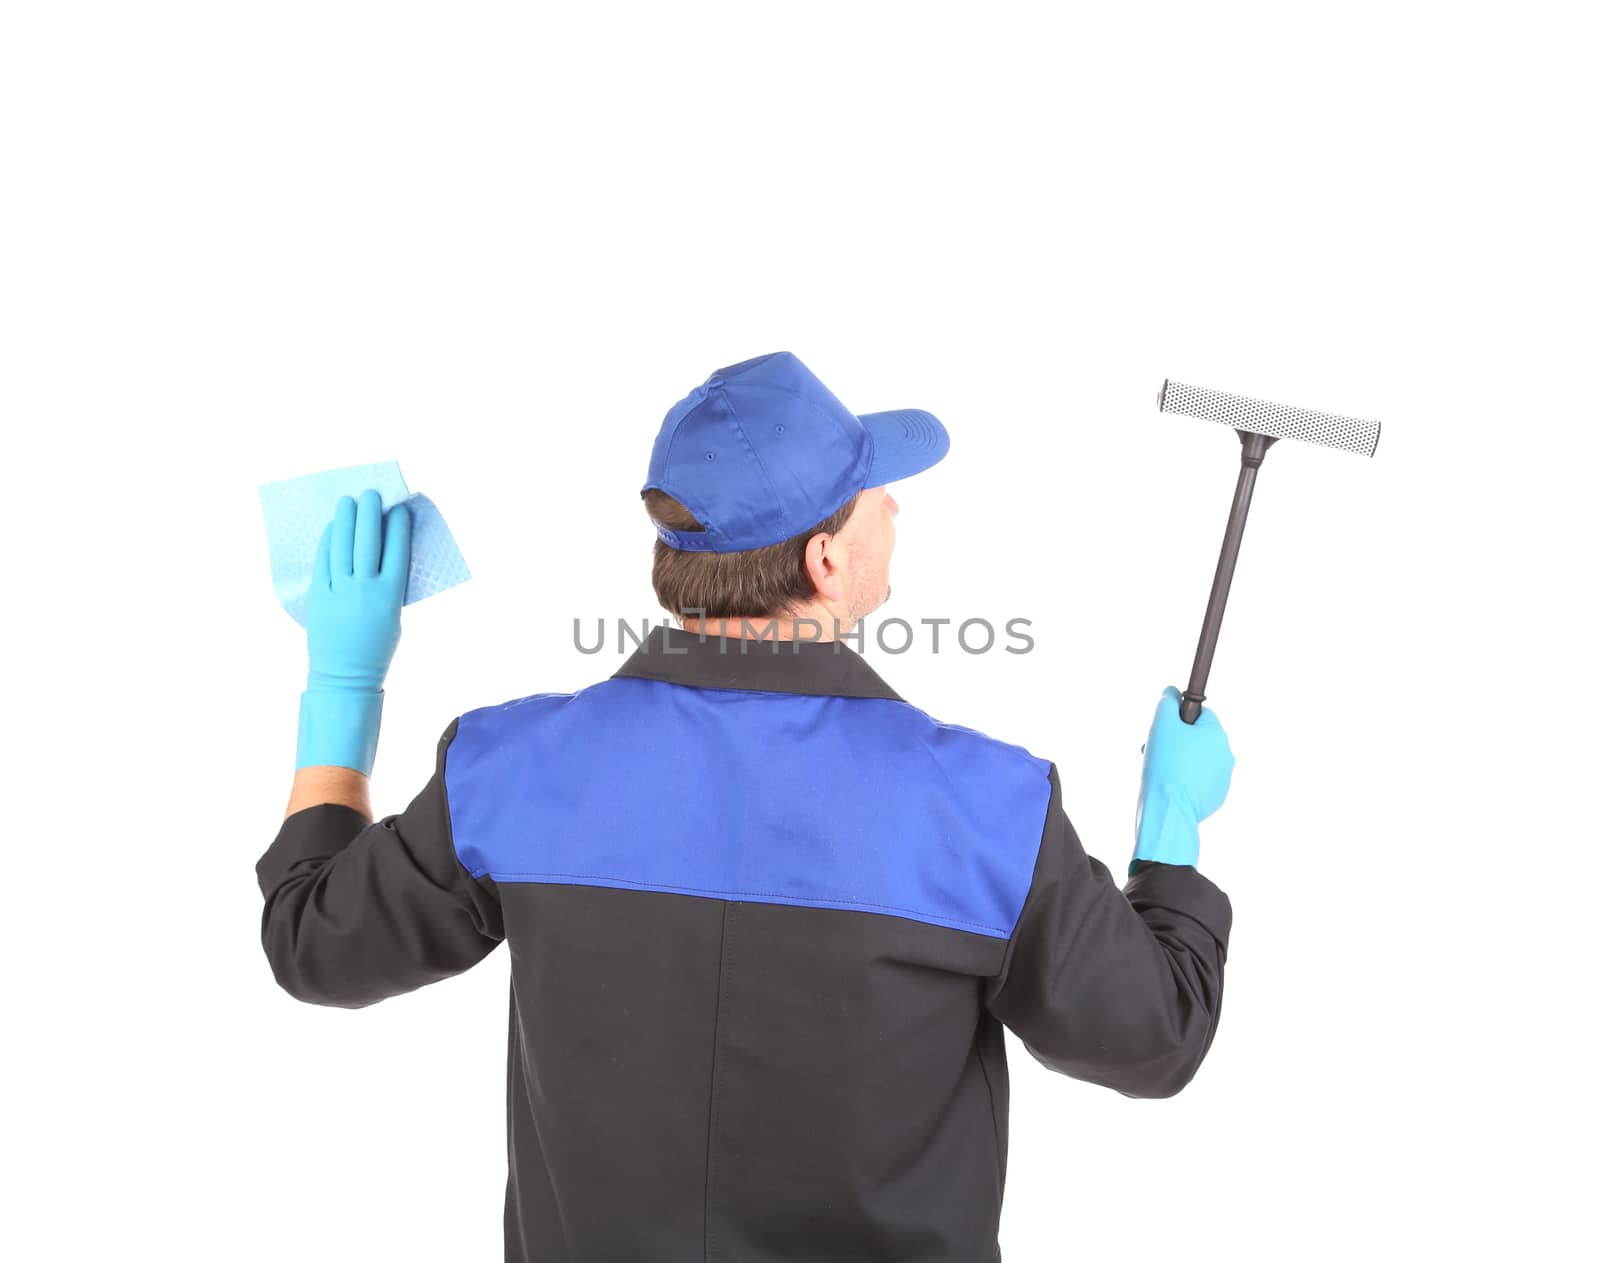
[1159,379,1381,457]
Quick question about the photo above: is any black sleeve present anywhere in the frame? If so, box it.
[983,762,1232,1099]
[256,717,505,1009]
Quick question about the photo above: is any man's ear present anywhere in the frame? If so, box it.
[804,531,846,604]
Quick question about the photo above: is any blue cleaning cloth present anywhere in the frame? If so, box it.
[259,460,471,628]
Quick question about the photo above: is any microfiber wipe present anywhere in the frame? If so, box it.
[258,460,471,628]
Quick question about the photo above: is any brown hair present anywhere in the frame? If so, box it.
[642,489,862,622]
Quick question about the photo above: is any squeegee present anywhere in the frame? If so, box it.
[1157,380,1381,724]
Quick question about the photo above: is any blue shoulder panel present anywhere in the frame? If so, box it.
[444,679,1053,939]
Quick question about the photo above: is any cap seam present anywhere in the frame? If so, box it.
[744,381,862,469]
[734,380,871,531]
[651,388,724,546]
[718,385,789,542]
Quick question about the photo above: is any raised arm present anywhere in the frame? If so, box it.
[983,763,1231,1098]
[984,687,1237,1098]
[258,718,504,1008]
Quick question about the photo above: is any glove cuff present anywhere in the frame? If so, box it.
[295,687,384,777]
[1132,783,1201,869]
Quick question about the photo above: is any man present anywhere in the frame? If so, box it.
[259,350,1237,1262]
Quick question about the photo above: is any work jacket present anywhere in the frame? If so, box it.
[257,624,1233,1262]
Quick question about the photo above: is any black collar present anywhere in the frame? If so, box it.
[610,625,904,702]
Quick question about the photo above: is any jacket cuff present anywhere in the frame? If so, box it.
[256,801,372,897]
[1123,860,1233,948]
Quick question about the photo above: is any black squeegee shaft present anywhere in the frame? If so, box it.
[1181,429,1275,725]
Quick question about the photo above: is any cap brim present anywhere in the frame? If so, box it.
[859,409,950,486]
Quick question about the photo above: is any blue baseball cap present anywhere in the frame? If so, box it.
[641,351,950,552]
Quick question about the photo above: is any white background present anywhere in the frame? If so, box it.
[3,2,1594,1260]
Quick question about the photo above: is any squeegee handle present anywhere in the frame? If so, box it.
[1180,429,1276,724]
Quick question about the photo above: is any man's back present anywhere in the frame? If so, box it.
[258,626,1233,1262]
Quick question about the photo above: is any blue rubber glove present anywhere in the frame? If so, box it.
[1130,685,1236,873]
[296,488,412,775]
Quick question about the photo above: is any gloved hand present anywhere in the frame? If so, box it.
[295,489,412,775]
[1131,685,1235,872]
